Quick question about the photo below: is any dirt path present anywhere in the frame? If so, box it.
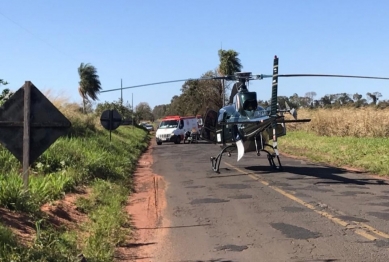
[115,139,168,262]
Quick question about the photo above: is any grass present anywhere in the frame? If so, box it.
[0,219,84,262]
[279,131,389,175]
[0,92,151,261]
[78,179,130,261]
[279,107,389,175]
[287,107,389,137]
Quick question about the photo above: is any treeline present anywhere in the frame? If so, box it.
[93,99,154,123]
[270,91,387,110]
[153,89,388,120]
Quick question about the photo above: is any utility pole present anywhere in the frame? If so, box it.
[132,93,134,128]
[120,79,123,104]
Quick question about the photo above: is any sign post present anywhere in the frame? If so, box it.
[23,82,31,189]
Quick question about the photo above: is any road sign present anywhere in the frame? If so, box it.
[100,109,122,131]
[100,109,122,141]
[0,82,72,165]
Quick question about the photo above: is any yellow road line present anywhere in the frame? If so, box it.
[223,162,385,241]
[359,222,389,239]
[354,229,377,241]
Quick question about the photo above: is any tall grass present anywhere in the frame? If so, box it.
[286,107,389,137]
[280,107,389,175]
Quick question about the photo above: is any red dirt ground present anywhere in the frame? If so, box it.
[0,186,90,247]
[115,139,168,261]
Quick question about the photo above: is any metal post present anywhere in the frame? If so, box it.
[220,43,224,107]
[109,110,113,142]
[121,79,123,104]
[23,81,31,191]
[222,78,225,107]
[132,93,134,128]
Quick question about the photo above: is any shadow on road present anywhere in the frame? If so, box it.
[296,260,339,262]
[137,223,211,230]
[245,165,388,186]
[119,242,156,248]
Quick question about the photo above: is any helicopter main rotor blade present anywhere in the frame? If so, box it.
[100,76,229,93]
[101,79,192,93]
[277,74,389,80]
[99,73,389,94]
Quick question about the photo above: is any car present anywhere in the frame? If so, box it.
[145,124,154,131]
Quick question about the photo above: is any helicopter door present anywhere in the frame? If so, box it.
[201,109,218,143]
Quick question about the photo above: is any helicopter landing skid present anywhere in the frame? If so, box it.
[210,144,283,173]
[261,143,283,170]
[210,144,237,173]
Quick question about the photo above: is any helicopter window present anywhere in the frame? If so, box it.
[243,99,258,111]
[159,120,179,129]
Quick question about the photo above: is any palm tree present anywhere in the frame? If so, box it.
[0,79,8,86]
[218,49,242,106]
[78,63,102,113]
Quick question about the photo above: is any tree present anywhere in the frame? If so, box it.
[277,96,290,108]
[218,49,242,106]
[152,104,169,119]
[0,88,13,106]
[366,92,382,105]
[166,70,225,117]
[0,79,8,86]
[95,98,133,120]
[288,93,301,108]
[78,63,102,113]
[353,93,367,108]
[0,79,12,106]
[320,95,332,107]
[335,93,352,105]
[305,91,317,106]
[135,102,153,121]
[353,93,362,102]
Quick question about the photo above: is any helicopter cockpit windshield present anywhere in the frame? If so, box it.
[159,120,179,129]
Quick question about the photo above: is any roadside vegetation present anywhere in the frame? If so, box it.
[0,96,150,261]
[280,107,389,175]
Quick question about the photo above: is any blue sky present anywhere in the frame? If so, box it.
[2,0,389,110]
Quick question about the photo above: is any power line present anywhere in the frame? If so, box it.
[0,10,79,63]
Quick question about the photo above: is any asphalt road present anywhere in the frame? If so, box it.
[150,139,389,262]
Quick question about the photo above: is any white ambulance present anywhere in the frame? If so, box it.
[156,115,200,145]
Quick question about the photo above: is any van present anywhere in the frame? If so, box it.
[156,115,200,145]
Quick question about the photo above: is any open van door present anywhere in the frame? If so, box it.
[201,109,218,143]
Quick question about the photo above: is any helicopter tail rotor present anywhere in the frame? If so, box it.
[284,101,297,120]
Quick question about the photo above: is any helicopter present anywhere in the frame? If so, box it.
[100,55,389,173]
[201,56,311,173]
